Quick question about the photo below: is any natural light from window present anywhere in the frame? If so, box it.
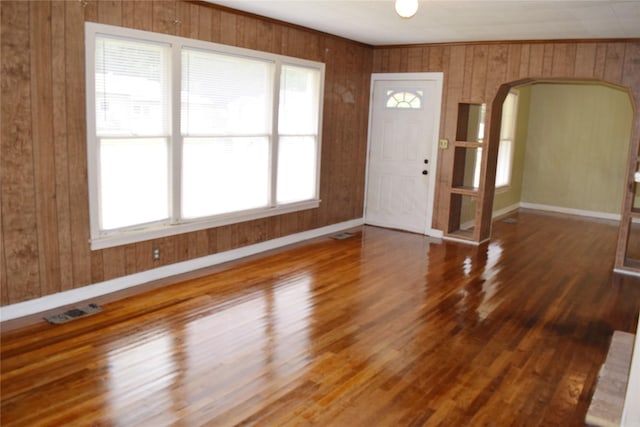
[86,23,325,249]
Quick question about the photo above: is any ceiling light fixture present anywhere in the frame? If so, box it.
[395,0,419,18]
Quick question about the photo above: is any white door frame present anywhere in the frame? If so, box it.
[364,72,444,238]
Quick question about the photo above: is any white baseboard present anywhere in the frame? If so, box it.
[0,218,364,322]
[492,203,521,219]
[613,268,640,278]
[519,202,621,221]
[442,235,490,246]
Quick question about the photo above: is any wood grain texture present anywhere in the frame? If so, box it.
[1,1,41,303]
[2,0,639,304]
[30,1,61,297]
[2,212,640,425]
[0,0,371,306]
[373,39,640,266]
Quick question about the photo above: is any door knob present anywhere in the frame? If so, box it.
[422,170,428,175]
[424,159,429,164]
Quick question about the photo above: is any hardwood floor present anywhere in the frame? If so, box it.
[1,211,639,426]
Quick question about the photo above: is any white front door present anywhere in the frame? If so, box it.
[364,74,443,235]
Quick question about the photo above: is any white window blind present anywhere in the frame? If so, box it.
[495,92,518,188]
[277,65,321,204]
[181,49,273,218]
[95,36,170,230]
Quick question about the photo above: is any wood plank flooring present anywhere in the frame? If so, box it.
[1,211,640,426]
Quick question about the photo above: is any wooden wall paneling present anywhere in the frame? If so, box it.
[121,1,135,28]
[133,1,154,32]
[155,236,178,266]
[266,216,281,240]
[355,49,372,219]
[603,43,626,85]
[91,250,105,284]
[371,49,382,72]
[518,44,531,79]
[278,212,300,237]
[573,43,597,78]
[219,10,237,46]
[228,223,245,248]
[175,1,191,39]
[541,43,554,77]
[1,1,41,303]
[461,46,475,101]
[123,245,136,276]
[184,230,208,259]
[237,15,258,49]
[174,234,190,263]
[470,45,489,103]
[621,43,640,105]
[528,44,544,77]
[420,46,431,70]
[1,2,5,306]
[429,45,446,72]
[551,43,577,77]
[197,4,213,42]
[152,1,178,36]
[388,47,403,71]
[97,0,122,26]
[0,0,5,307]
[102,247,126,281]
[207,7,221,43]
[135,240,154,273]
[216,225,233,253]
[506,44,522,82]
[255,20,275,54]
[407,46,422,72]
[593,43,608,80]
[400,47,410,72]
[435,45,467,231]
[83,0,98,22]
[66,0,92,288]
[30,1,62,296]
[51,0,74,292]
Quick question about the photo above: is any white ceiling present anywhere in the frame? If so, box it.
[207,0,640,46]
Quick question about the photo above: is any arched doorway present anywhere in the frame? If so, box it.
[484,78,638,275]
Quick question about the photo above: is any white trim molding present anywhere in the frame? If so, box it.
[0,219,363,322]
[519,202,621,221]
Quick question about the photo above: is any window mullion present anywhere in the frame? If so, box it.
[271,60,282,208]
[170,43,182,224]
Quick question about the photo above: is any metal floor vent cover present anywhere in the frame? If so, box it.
[44,303,102,324]
[331,232,355,240]
[502,217,517,224]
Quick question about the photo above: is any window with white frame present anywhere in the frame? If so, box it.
[86,23,324,249]
[472,91,518,189]
[496,91,518,188]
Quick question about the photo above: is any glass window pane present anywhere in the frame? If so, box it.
[182,49,273,136]
[501,92,518,139]
[182,137,269,218]
[279,65,321,135]
[277,136,317,203]
[385,90,423,109]
[95,36,169,137]
[496,139,513,187]
[99,138,169,230]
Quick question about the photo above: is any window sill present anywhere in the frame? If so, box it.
[89,200,321,250]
